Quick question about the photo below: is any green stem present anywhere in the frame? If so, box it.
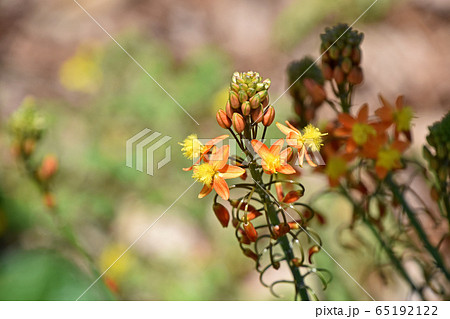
[339,186,425,299]
[385,174,450,281]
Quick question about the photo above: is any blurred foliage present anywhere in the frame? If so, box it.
[273,0,392,50]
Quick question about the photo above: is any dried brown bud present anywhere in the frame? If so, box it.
[232,113,246,134]
[213,203,230,227]
[243,222,258,242]
[262,106,275,127]
[216,109,232,129]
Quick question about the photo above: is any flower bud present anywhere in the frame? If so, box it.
[263,106,275,127]
[225,100,234,119]
[232,113,246,134]
[249,93,260,109]
[258,90,268,101]
[261,96,269,108]
[329,46,340,60]
[303,79,326,106]
[230,83,239,92]
[308,245,320,264]
[216,109,232,129]
[333,66,345,84]
[243,222,258,242]
[251,107,263,124]
[263,79,271,89]
[213,203,230,227]
[282,190,303,204]
[351,47,361,65]
[341,57,352,74]
[342,44,352,57]
[241,101,251,116]
[238,90,248,103]
[229,91,240,109]
[38,155,58,181]
[347,66,363,85]
[322,63,333,81]
[23,138,36,156]
[273,223,290,238]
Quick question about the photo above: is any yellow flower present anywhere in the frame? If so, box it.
[394,107,414,132]
[59,45,103,93]
[351,123,376,145]
[302,124,326,152]
[179,134,205,160]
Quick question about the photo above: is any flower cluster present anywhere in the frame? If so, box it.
[180,71,329,300]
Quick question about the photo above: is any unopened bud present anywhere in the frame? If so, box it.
[333,66,345,84]
[230,83,239,92]
[44,192,55,209]
[351,47,361,65]
[238,90,248,103]
[241,101,251,116]
[243,248,258,262]
[263,106,275,127]
[322,63,333,81]
[263,79,271,89]
[329,46,340,60]
[229,91,240,109]
[341,57,352,74]
[258,90,268,101]
[213,203,230,227]
[249,93,261,109]
[225,100,234,119]
[261,96,269,108]
[232,113,246,134]
[282,190,303,204]
[347,66,363,85]
[251,106,263,124]
[38,155,58,181]
[23,138,35,156]
[342,44,352,57]
[303,79,326,106]
[216,109,232,129]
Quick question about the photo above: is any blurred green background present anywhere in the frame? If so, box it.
[0,0,449,300]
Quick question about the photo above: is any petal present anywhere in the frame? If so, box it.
[276,122,297,136]
[210,145,229,170]
[334,127,350,137]
[219,164,246,179]
[269,139,284,156]
[379,94,393,109]
[375,166,388,180]
[285,121,300,133]
[183,165,194,171]
[198,185,212,198]
[277,164,296,175]
[213,175,230,200]
[395,95,404,110]
[338,113,356,128]
[298,147,306,167]
[305,151,317,167]
[251,140,270,159]
[374,106,393,122]
[205,134,229,146]
[346,140,357,153]
[280,147,292,163]
[357,104,369,122]
[275,182,284,202]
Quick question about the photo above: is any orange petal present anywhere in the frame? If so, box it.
[276,122,297,136]
[183,165,194,171]
[269,139,284,156]
[219,164,245,179]
[251,140,270,159]
[275,182,284,202]
[205,134,229,146]
[198,184,213,198]
[213,175,230,200]
[395,95,404,110]
[297,147,306,167]
[285,121,300,132]
[375,166,388,180]
[280,147,292,163]
[277,164,296,175]
[210,145,229,170]
[374,106,393,122]
[346,140,357,153]
[392,140,409,153]
[357,104,369,122]
[305,151,317,167]
[338,113,356,128]
[379,95,393,109]
[334,127,350,137]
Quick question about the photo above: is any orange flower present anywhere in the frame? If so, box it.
[192,145,245,200]
[375,140,409,179]
[335,104,387,157]
[276,121,327,167]
[251,139,296,175]
[375,95,413,141]
[181,134,229,171]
